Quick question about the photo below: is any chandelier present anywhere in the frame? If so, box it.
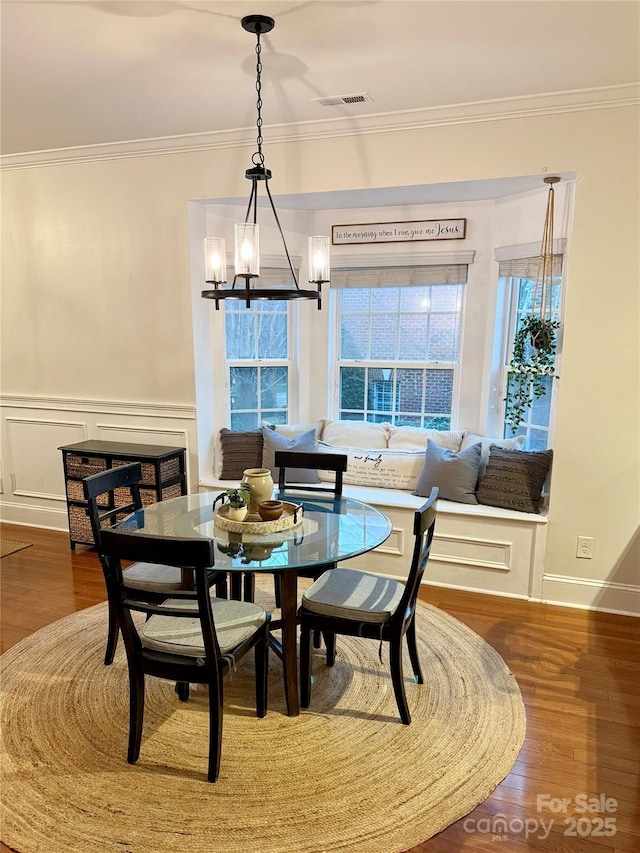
[201,15,330,309]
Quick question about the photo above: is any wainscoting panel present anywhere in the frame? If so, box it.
[95,423,190,453]
[432,532,512,572]
[0,396,197,531]
[342,499,546,599]
[5,417,87,500]
[376,526,404,557]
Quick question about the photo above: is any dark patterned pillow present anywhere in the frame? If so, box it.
[476,446,553,513]
[219,429,264,480]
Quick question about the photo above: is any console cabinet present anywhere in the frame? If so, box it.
[59,440,187,549]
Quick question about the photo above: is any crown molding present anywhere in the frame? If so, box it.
[1,84,638,172]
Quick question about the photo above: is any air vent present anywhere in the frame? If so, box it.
[314,93,374,107]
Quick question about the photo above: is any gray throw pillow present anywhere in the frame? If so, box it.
[413,440,481,504]
[219,429,264,480]
[262,427,320,483]
[476,446,553,513]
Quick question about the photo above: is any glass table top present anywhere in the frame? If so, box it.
[118,491,392,572]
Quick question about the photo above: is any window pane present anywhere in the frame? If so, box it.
[340,367,365,410]
[341,289,370,312]
[400,287,429,312]
[371,289,399,313]
[424,415,451,429]
[424,369,453,413]
[431,285,462,312]
[397,368,424,414]
[225,312,255,359]
[429,313,459,361]
[257,312,287,359]
[395,414,422,427]
[530,376,553,426]
[231,412,259,430]
[260,367,288,410]
[336,279,462,429]
[398,314,428,359]
[367,375,394,414]
[370,315,397,359]
[259,301,287,314]
[341,314,369,359]
[263,411,286,425]
[527,428,549,451]
[229,367,257,411]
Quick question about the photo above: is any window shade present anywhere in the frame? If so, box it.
[331,264,468,289]
[498,255,562,279]
[253,266,298,287]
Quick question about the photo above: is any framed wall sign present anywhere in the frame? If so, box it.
[332,218,467,245]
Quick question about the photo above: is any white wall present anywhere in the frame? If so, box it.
[2,105,638,613]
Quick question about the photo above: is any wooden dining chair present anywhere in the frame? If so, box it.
[83,463,226,666]
[242,450,348,609]
[274,450,348,497]
[298,487,438,724]
[98,527,270,782]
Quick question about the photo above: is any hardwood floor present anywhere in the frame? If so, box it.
[1,522,638,852]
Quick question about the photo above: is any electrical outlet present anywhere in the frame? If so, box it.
[576,536,594,559]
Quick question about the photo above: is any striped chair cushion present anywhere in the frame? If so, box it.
[123,562,183,591]
[142,598,267,657]
[301,568,404,623]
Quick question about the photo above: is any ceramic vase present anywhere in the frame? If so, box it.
[241,468,274,513]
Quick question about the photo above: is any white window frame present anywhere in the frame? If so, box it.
[220,262,302,429]
[328,256,471,429]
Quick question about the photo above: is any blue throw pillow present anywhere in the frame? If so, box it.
[413,440,482,504]
[262,427,320,484]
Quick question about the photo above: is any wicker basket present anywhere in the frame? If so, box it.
[66,455,107,479]
[112,457,181,486]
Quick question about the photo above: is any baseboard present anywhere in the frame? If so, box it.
[541,574,640,617]
[0,501,68,531]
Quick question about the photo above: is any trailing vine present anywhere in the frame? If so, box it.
[504,315,560,435]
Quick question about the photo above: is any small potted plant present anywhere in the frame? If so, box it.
[214,486,251,521]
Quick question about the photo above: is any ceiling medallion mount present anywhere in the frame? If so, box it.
[202,14,330,310]
[241,14,275,35]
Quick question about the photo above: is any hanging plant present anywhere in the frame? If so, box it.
[504,315,559,435]
[503,176,562,436]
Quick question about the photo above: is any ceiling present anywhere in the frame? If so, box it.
[2,0,639,157]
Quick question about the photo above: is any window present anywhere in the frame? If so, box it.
[332,265,467,428]
[225,300,291,429]
[499,257,562,450]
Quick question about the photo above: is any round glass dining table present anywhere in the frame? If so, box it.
[118,490,392,716]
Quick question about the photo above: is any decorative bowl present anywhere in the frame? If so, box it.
[258,500,284,521]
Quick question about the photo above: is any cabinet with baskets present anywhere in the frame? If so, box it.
[59,440,187,549]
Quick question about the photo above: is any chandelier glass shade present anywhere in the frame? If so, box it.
[202,14,330,309]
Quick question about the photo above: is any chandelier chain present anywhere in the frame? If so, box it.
[253,32,264,167]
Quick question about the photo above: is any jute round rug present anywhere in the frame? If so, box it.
[1,588,525,853]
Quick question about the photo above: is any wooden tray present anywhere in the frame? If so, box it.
[213,501,303,534]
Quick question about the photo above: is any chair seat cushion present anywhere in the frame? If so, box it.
[301,568,404,623]
[123,562,184,591]
[142,598,267,657]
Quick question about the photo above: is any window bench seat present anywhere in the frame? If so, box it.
[199,477,548,601]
